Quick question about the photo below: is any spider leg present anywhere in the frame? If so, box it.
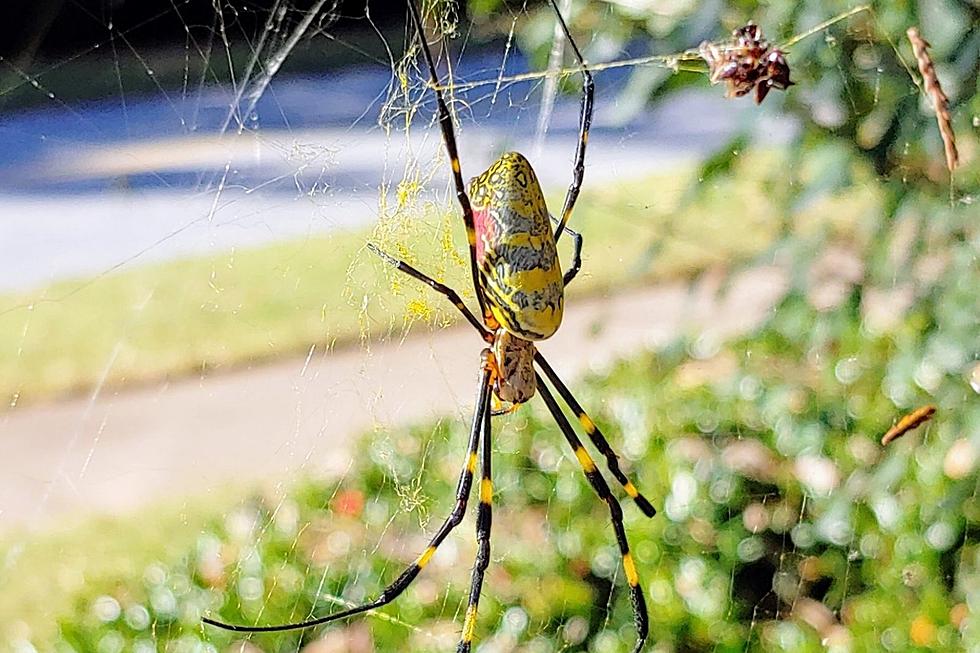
[549,214,584,287]
[406,0,490,323]
[202,353,495,634]
[368,244,491,341]
[547,0,594,244]
[536,376,649,653]
[535,353,657,517]
[457,377,494,652]
[490,401,521,417]
[562,227,583,287]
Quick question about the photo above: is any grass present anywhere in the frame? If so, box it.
[2,147,973,650]
[3,149,870,408]
[0,486,245,649]
[4,284,975,651]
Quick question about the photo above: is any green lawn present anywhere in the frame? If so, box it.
[1,149,871,407]
[4,286,975,651]
[1,146,974,650]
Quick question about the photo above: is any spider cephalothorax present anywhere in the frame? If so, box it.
[492,328,536,404]
[700,22,794,104]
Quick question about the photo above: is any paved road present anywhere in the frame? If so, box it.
[0,119,711,291]
[0,47,794,534]
[0,52,794,291]
[0,266,787,532]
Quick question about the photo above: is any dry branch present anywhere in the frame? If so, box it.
[881,404,936,446]
[907,27,958,171]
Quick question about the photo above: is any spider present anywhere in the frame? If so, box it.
[700,23,794,104]
[203,1,656,650]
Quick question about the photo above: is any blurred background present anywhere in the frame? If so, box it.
[0,0,977,651]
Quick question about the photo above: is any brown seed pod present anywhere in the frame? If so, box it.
[907,27,958,171]
[881,404,937,446]
[700,23,794,104]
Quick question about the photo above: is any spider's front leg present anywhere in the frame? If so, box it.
[367,244,492,342]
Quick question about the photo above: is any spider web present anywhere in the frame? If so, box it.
[0,1,975,652]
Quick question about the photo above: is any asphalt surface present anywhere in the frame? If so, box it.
[0,57,794,292]
[0,50,794,534]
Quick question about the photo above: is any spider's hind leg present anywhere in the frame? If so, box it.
[535,353,657,518]
[406,0,489,321]
[457,371,494,652]
[535,374,650,653]
[202,353,494,634]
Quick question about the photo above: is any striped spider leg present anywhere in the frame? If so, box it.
[204,1,655,650]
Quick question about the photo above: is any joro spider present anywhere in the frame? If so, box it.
[204,1,657,650]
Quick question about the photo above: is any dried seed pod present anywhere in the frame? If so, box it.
[881,405,937,445]
[700,22,794,104]
[907,27,958,171]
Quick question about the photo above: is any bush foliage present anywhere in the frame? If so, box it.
[12,0,979,651]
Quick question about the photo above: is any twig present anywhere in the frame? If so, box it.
[907,27,958,171]
[881,404,936,446]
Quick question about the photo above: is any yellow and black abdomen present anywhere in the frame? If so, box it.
[469,152,563,341]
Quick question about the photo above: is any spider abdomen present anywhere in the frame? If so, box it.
[469,152,563,341]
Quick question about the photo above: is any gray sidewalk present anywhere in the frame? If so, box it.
[0,266,787,532]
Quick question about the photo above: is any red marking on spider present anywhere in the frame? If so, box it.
[473,207,494,263]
